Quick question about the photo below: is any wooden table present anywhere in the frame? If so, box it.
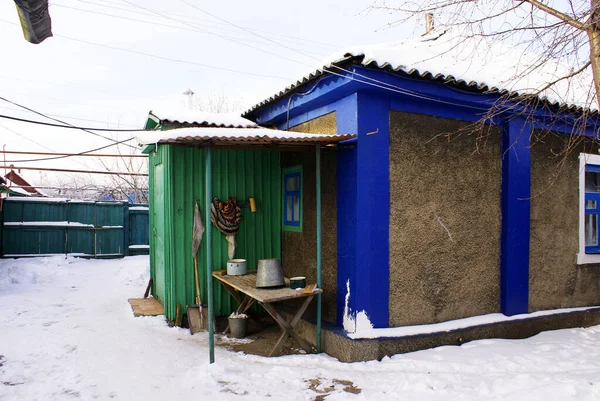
[212,271,322,356]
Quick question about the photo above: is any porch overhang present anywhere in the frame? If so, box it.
[137,127,356,153]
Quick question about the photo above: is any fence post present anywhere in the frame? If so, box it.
[123,202,130,257]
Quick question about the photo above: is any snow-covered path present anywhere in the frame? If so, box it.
[2,256,600,401]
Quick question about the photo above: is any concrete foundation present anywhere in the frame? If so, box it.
[279,306,600,362]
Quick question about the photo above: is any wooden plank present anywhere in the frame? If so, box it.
[128,298,164,317]
[212,273,322,303]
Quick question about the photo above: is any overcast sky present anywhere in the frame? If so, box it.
[0,0,419,186]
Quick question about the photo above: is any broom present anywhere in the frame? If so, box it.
[187,201,208,334]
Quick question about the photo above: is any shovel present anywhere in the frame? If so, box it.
[187,202,208,334]
[187,254,208,334]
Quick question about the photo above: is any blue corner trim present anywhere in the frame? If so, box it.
[335,94,359,327]
[335,92,390,329]
[500,117,531,316]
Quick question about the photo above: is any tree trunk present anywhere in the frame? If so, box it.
[588,0,600,110]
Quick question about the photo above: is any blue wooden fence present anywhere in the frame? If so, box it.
[0,198,149,258]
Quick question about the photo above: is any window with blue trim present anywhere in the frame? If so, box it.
[283,166,302,232]
[585,164,600,253]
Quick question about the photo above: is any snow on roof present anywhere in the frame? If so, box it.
[246,29,595,115]
[149,108,257,128]
[136,127,355,146]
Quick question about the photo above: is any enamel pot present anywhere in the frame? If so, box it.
[227,259,247,275]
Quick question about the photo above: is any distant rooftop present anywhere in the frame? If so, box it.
[147,108,257,129]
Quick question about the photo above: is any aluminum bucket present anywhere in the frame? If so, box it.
[255,258,285,288]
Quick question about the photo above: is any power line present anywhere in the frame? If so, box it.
[0,166,148,176]
[0,139,144,163]
[51,3,327,57]
[0,106,140,128]
[0,123,55,152]
[1,150,146,158]
[67,0,338,48]
[0,112,145,132]
[119,0,313,67]
[0,96,140,149]
[9,185,148,191]
[0,19,291,80]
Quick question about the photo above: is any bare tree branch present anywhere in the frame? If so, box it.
[521,0,587,30]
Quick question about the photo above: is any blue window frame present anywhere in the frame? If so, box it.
[283,166,302,232]
[585,164,600,253]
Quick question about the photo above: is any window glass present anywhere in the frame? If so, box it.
[286,176,298,192]
[585,171,600,193]
[587,200,597,209]
[283,167,302,231]
[286,196,293,222]
[293,195,300,222]
[586,213,598,247]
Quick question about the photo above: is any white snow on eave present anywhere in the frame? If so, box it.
[135,127,342,145]
[150,108,257,128]
[349,305,600,339]
[255,29,595,113]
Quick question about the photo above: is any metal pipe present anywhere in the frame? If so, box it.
[205,146,215,364]
[316,143,322,353]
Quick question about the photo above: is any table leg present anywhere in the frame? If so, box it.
[263,296,314,356]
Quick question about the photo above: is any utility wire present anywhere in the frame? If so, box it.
[119,0,313,67]
[0,138,142,163]
[68,0,337,48]
[51,3,327,56]
[0,123,55,152]
[0,96,140,149]
[1,150,147,158]
[169,2,488,112]
[0,19,290,80]
[0,106,140,128]
[0,166,148,176]
[0,112,145,132]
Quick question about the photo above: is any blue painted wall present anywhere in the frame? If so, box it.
[251,64,598,327]
[500,117,531,315]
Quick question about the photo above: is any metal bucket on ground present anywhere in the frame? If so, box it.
[228,315,248,338]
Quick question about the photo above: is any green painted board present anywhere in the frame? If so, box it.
[148,145,282,320]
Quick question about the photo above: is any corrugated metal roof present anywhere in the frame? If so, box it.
[149,109,257,128]
[244,30,595,118]
[137,127,356,146]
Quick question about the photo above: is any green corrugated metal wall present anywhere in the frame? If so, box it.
[149,145,282,320]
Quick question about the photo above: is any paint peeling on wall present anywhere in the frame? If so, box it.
[343,280,355,332]
[342,279,374,333]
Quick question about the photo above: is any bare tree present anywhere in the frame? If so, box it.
[190,90,243,113]
[366,0,600,175]
[94,146,149,203]
[370,1,597,109]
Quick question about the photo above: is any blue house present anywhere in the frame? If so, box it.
[241,30,600,360]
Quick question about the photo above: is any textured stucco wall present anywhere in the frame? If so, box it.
[529,132,600,310]
[389,111,501,327]
[282,113,338,323]
[288,112,337,134]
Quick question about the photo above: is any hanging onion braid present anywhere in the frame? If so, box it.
[210,197,242,235]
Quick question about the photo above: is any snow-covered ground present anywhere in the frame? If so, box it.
[2,256,600,401]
